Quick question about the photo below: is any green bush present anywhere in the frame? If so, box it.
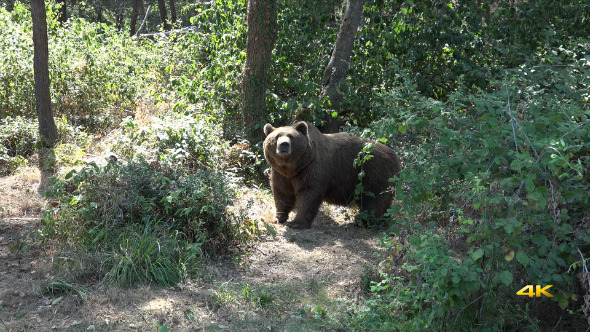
[0,4,34,117]
[171,0,248,137]
[0,116,38,158]
[352,39,590,330]
[108,113,227,171]
[265,0,338,125]
[0,3,198,131]
[0,116,38,174]
[0,116,99,173]
[40,158,247,286]
[53,117,95,167]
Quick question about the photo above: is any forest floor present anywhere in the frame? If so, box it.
[0,166,387,331]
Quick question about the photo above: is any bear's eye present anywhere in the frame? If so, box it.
[287,134,293,139]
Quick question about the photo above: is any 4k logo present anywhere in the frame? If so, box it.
[516,285,554,297]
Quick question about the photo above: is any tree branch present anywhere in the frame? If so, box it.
[134,5,152,37]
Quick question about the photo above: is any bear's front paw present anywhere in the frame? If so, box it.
[276,214,288,224]
[285,220,311,229]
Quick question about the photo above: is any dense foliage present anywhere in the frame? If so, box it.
[353,50,590,330]
[0,0,589,329]
[42,158,245,286]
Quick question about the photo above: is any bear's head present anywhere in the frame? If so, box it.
[263,122,311,172]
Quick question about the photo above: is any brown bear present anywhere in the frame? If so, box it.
[263,121,401,229]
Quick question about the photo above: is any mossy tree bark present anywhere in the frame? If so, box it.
[319,0,365,133]
[242,0,278,144]
[31,0,58,146]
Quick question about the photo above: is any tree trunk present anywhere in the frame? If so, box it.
[169,0,177,24]
[130,0,142,37]
[95,4,103,22]
[242,0,278,144]
[31,0,59,146]
[116,6,125,31]
[319,0,365,133]
[157,0,169,30]
[57,0,67,23]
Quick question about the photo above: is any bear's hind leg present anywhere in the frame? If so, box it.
[359,191,393,226]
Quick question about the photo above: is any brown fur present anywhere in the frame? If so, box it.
[263,121,401,229]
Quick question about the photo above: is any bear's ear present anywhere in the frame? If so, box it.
[263,124,275,136]
[294,122,308,136]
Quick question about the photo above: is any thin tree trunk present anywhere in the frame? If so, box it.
[57,0,67,23]
[116,6,125,31]
[169,0,177,24]
[130,0,141,37]
[31,0,59,146]
[95,4,103,22]
[319,0,365,133]
[242,0,278,143]
[157,0,169,30]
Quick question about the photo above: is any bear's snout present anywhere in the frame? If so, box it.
[276,137,291,155]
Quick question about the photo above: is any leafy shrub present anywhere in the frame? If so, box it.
[52,117,96,167]
[0,144,25,175]
[223,141,266,184]
[0,116,38,158]
[0,116,38,174]
[109,113,227,172]
[353,40,590,330]
[171,0,247,137]
[40,158,247,286]
[0,3,198,132]
[0,116,98,172]
[0,4,34,118]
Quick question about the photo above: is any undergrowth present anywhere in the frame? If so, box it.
[350,39,590,331]
[39,157,251,286]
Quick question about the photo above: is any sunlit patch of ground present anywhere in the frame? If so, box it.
[0,166,46,219]
[0,166,386,331]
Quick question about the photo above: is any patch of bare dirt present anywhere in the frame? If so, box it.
[0,170,385,331]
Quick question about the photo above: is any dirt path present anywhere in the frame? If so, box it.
[0,169,384,331]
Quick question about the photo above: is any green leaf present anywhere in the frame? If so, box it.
[525,178,535,192]
[552,274,563,283]
[516,251,529,267]
[556,293,569,309]
[510,160,523,171]
[504,223,514,234]
[65,169,76,180]
[495,270,513,286]
[397,124,408,133]
[408,235,420,245]
[471,249,484,262]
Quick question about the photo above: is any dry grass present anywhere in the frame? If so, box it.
[0,165,48,219]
